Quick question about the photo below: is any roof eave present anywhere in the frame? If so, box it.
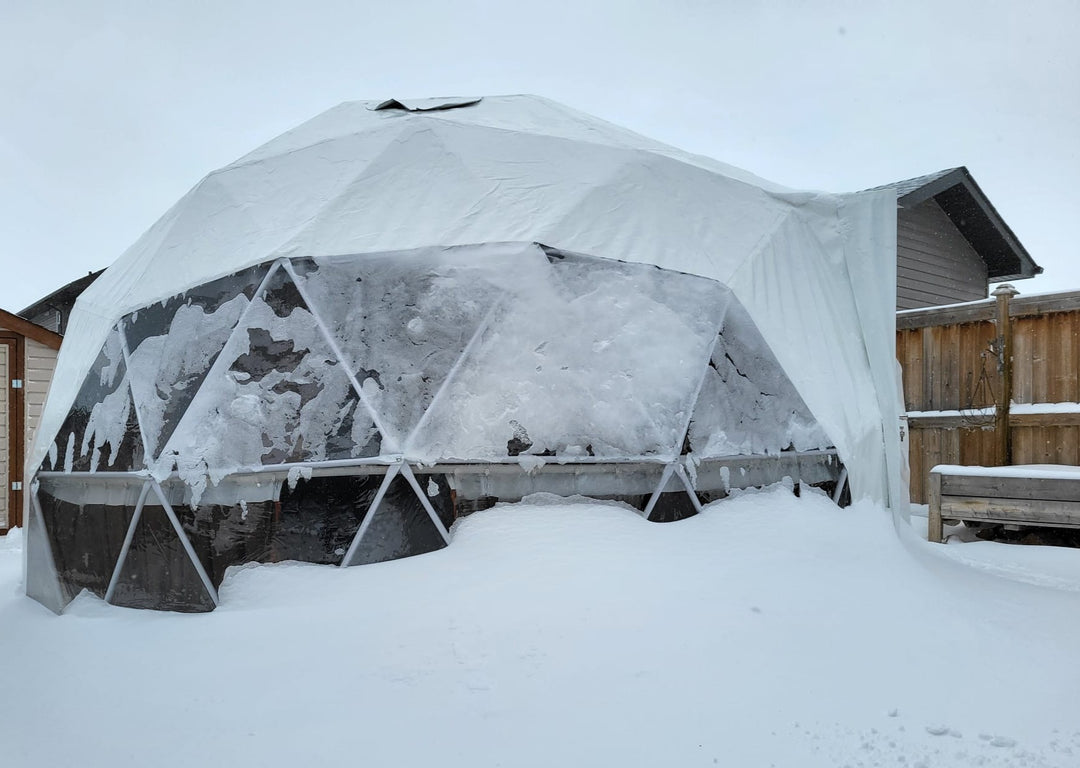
[895,168,967,208]
[0,308,63,349]
[18,269,106,319]
[900,167,1041,281]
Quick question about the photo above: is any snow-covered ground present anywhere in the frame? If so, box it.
[2,486,1079,767]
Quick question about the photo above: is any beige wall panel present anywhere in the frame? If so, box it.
[24,338,59,452]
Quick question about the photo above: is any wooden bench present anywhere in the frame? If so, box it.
[928,464,1080,543]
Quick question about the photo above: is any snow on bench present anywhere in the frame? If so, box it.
[927,464,1080,543]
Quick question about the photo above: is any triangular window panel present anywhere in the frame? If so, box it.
[345,474,448,566]
[294,248,505,449]
[123,262,271,458]
[42,326,145,473]
[645,491,700,523]
[687,299,831,457]
[161,488,276,589]
[270,474,381,565]
[108,504,216,612]
[417,248,729,460]
[36,478,142,600]
[159,267,381,481]
[547,253,730,454]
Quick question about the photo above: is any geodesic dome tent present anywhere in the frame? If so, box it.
[25,96,903,613]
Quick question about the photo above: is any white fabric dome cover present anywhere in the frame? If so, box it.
[26,95,904,612]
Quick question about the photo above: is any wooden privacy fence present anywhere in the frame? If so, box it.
[897,287,1080,504]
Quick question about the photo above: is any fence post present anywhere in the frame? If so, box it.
[992,283,1019,466]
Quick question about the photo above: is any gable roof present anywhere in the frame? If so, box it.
[19,269,105,323]
[0,308,63,349]
[866,166,1041,282]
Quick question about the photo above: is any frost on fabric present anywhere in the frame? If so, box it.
[415,246,731,461]
[688,300,830,457]
[292,247,509,449]
[43,326,144,473]
[122,263,270,458]
[155,268,381,499]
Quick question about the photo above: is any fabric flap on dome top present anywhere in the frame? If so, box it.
[372,97,482,112]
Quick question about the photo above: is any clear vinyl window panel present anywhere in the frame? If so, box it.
[40,244,834,484]
[42,327,143,473]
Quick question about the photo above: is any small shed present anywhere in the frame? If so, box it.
[0,309,62,532]
[868,167,1041,310]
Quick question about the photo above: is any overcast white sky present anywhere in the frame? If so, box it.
[2,0,1077,312]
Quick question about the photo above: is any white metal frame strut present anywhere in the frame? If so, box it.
[339,461,453,568]
[340,463,402,567]
[104,480,219,608]
[640,461,705,521]
[280,259,398,452]
[153,259,288,466]
[104,481,152,603]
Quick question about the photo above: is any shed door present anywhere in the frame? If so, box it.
[0,340,9,530]
[0,337,21,531]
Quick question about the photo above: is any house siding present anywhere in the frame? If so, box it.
[25,308,62,334]
[897,198,988,310]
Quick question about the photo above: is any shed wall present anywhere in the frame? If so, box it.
[25,338,58,453]
[0,333,59,530]
[897,199,988,310]
[23,339,59,530]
